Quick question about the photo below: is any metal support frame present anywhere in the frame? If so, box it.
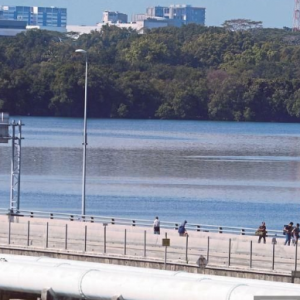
[9,121,23,214]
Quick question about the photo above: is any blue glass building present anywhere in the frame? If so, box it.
[0,5,67,28]
[145,4,205,26]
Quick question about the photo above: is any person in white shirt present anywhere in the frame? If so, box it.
[153,216,160,234]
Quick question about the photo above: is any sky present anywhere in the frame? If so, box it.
[8,0,295,28]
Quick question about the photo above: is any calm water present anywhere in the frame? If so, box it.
[1,117,300,229]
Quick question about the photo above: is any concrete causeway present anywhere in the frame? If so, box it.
[0,215,299,284]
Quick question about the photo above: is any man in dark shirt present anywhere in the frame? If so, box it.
[258,221,267,244]
[284,222,294,246]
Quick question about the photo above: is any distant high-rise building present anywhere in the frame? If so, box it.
[103,11,128,24]
[131,13,148,23]
[170,4,205,25]
[146,6,165,18]
[0,19,26,36]
[0,5,67,29]
[139,4,205,26]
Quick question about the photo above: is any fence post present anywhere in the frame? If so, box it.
[272,242,276,270]
[164,232,168,270]
[65,224,68,250]
[250,240,252,268]
[104,225,107,254]
[207,236,210,264]
[45,222,49,248]
[295,242,298,272]
[124,229,127,255]
[219,227,223,234]
[84,225,87,252]
[144,230,146,257]
[8,217,11,245]
[241,229,245,235]
[228,238,231,267]
[186,234,189,263]
[27,221,30,247]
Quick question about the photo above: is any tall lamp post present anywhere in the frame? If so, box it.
[75,49,88,216]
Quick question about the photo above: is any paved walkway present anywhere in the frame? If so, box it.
[0,215,298,276]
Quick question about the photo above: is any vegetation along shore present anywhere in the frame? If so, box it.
[2,22,300,122]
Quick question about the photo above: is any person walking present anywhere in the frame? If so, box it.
[284,222,294,246]
[257,221,267,244]
[178,220,188,236]
[292,223,300,246]
[153,216,160,235]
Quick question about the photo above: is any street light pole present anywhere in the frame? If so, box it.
[75,49,88,217]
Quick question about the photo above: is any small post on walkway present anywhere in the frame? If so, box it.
[124,229,127,255]
[45,222,49,248]
[8,217,11,245]
[144,230,146,257]
[186,234,189,263]
[250,240,252,268]
[164,232,168,270]
[272,242,276,270]
[65,224,68,250]
[27,221,30,246]
[228,238,231,267]
[295,241,298,272]
[207,236,210,264]
[104,224,107,254]
[84,225,87,252]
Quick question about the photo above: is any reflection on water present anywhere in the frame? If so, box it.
[1,117,300,229]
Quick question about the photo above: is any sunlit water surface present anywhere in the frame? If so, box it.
[1,117,300,229]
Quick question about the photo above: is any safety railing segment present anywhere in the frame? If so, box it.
[0,208,285,238]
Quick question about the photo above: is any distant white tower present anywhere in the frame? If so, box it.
[293,0,300,31]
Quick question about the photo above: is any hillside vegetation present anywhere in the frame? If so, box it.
[1,25,300,122]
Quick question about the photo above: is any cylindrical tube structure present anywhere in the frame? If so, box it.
[0,261,298,300]
[0,255,300,300]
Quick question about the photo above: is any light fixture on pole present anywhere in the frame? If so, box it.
[75,49,88,217]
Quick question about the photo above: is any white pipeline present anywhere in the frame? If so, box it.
[0,255,299,300]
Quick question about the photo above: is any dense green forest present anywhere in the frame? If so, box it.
[1,24,300,122]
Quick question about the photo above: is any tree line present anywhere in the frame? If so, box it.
[1,24,300,122]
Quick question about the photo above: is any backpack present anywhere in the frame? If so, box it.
[178,225,185,234]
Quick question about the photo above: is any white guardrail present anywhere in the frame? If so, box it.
[0,208,285,238]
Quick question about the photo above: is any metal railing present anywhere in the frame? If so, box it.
[0,208,286,238]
